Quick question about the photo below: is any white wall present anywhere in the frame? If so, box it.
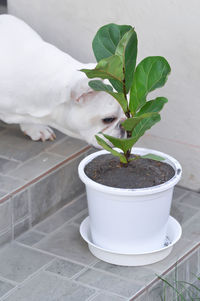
[8,0,200,191]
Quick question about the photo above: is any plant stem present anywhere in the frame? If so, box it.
[122,70,132,164]
[125,150,131,163]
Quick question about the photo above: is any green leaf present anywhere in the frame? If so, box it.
[95,135,127,163]
[109,92,128,113]
[92,23,132,62]
[102,133,138,154]
[88,80,128,113]
[122,112,158,132]
[81,55,123,89]
[88,80,113,92]
[131,114,161,143]
[136,97,168,116]
[115,28,138,93]
[129,56,171,114]
[92,23,133,93]
[141,154,165,161]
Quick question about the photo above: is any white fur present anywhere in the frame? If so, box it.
[0,15,124,147]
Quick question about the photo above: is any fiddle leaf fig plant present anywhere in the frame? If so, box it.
[81,23,171,166]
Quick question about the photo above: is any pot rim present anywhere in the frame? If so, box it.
[78,147,182,196]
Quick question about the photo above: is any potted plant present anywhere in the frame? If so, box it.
[78,24,182,261]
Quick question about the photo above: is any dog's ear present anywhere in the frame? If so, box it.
[70,78,95,104]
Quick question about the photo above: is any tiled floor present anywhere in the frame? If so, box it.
[0,121,91,246]
[0,188,199,300]
[0,122,87,200]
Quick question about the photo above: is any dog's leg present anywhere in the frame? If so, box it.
[20,124,56,141]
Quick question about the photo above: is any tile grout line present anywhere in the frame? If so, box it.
[71,277,131,299]
[0,275,18,286]
[0,154,21,163]
[27,188,32,229]
[85,292,100,301]
[9,198,14,242]
[45,151,69,160]
[15,240,93,268]
[28,228,48,236]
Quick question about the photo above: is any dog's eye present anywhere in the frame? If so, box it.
[102,117,116,124]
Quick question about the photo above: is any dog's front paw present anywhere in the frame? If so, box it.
[20,124,56,141]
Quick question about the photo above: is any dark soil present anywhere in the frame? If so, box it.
[84,154,175,189]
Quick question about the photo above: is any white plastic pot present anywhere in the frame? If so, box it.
[78,147,182,253]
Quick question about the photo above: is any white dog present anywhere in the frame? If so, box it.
[0,15,124,148]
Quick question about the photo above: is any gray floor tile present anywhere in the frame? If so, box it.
[71,210,88,226]
[12,190,29,223]
[16,231,45,246]
[93,261,156,285]
[0,175,25,193]
[3,271,95,301]
[0,243,53,283]
[30,169,62,225]
[147,281,165,301]
[179,191,200,208]
[0,280,15,298]
[187,250,199,283]
[75,269,143,298]
[35,224,96,265]
[182,213,200,244]
[0,201,11,232]
[0,157,20,175]
[0,230,12,247]
[91,293,127,301]
[172,186,189,200]
[170,202,198,225]
[46,258,85,278]
[48,137,87,157]
[14,217,30,239]
[9,152,65,181]
[35,194,87,233]
[181,277,200,300]
[30,154,85,225]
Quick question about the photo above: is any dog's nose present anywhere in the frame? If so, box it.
[118,117,126,129]
[117,120,126,137]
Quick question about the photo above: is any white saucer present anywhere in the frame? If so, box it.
[80,216,182,266]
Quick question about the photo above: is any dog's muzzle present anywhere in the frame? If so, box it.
[117,120,126,138]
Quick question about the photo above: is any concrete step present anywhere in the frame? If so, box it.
[0,122,93,245]
[0,188,199,300]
